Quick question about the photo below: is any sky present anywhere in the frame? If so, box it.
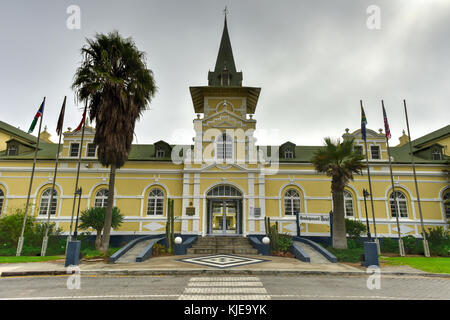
[0,0,449,147]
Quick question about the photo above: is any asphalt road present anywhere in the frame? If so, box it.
[0,274,449,300]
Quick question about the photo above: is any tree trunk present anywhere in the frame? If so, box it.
[101,164,116,253]
[332,189,348,249]
[95,229,103,251]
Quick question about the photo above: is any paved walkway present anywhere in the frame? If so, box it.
[1,254,447,278]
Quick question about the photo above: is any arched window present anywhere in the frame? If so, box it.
[207,185,242,198]
[217,133,233,160]
[94,189,109,208]
[284,189,301,216]
[344,190,354,217]
[390,191,408,218]
[0,189,4,215]
[147,188,164,215]
[38,188,58,216]
[443,190,450,219]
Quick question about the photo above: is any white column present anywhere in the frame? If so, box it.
[258,172,266,232]
[248,173,255,233]
[193,173,200,233]
[181,173,190,233]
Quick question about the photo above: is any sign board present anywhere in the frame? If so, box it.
[186,207,195,216]
[298,214,330,225]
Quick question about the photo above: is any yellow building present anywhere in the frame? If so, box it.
[0,18,449,241]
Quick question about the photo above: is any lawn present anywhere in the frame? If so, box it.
[381,256,450,274]
[0,256,64,264]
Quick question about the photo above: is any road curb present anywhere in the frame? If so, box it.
[1,269,449,278]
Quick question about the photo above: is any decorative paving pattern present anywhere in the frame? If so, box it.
[178,254,269,269]
[178,276,271,300]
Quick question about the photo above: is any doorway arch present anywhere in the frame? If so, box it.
[206,185,243,235]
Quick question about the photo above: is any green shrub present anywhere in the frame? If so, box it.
[277,234,293,253]
[0,209,64,255]
[381,237,399,253]
[412,240,424,255]
[425,227,448,246]
[347,238,363,249]
[327,247,364,263]
[345,219,367,241]
[402,235,417,254]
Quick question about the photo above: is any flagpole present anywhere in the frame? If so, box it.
[360,100,380,254]
[382,100,405,257]
[41,96,66,257]
[67,101,88,249]
[16,97,46,256]
[403,99,430,257]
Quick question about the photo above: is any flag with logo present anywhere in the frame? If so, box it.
[382,105,392,140]
[361,105,367,141]
[28,98,45,134]
[56,97,66,136]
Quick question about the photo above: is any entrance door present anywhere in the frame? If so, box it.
[210,200,239,235]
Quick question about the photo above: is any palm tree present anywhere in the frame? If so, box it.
[311,137,365,249]
[72,31,157,253]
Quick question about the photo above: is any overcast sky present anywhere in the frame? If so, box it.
[0,0,449,147]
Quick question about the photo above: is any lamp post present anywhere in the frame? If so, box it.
[363,189,372,241]
[73,187,82,240]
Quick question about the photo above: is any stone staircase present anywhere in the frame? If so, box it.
[187,236,258,255]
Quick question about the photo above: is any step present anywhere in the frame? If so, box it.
[186,248,259,255]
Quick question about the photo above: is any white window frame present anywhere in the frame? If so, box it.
[7,145,18,156]
[156,148,165,158]
[216,133,233,161]
[94,189,109,208]
[443,190,450,219]
[344,190,354,217]
[86,143,97,158]
[284,189,301,216]
[370,145,380,160]
[147,188,164,215]
[70,143,80,157]
[389,191,408,219]
[38,188,58,216]
[285,149,294,159]
[432,148,442,160]
[0,189,4,215]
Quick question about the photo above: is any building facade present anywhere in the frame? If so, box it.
[0,18,449,240]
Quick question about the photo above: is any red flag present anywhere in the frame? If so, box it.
[74,107,86,132]
[382,105,392,140]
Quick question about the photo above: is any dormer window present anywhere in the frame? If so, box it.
[432,148,442,160]
[7,145,17,156]
[156,148,165,158]
[285,149,294,159]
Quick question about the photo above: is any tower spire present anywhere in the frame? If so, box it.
[208,9,243,87]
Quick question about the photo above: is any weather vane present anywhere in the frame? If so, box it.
[223,6,229,17]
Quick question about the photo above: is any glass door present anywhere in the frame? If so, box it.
[211,201,224,234]
[225,201,238,234]
[209,200,239,235]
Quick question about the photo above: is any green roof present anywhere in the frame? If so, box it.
[410,124,450,149]
[0,120,37,145]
